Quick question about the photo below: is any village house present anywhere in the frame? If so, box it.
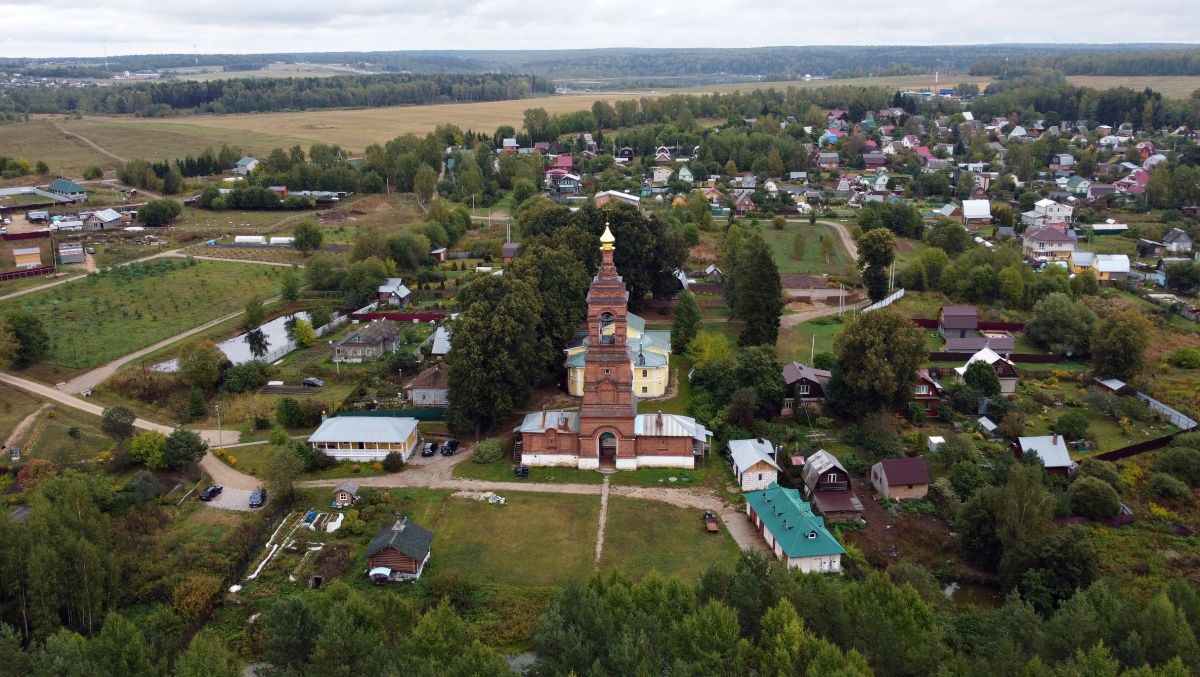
[961,199,992,226]
[84,208,122,230]
[954,347,1019,394]
[331,480,360,508]
[502,242,521,264]
[404,362,449,407]
[1164,228,1194,254]
[47,178,86,202]
[1021,198,1074,228]
[817,152,840,170]
[308,415,421,463]
[377,277,411,307]
[1071,252,1130,284]
[1136,238,1166,258]
[332,320,401,363]
[800,450,863,522]
[516,226,711,470]
[938,305,978,339]
[1014,435,1078,476]
[912,370,943,416]
[1022,225,1076,261]
[870,458,931,501]
[366,518,434,582]
[728,438,782,491]
[744,482,845,573]
[594,190,641,208]
[234,156,259,175]
[781,362,830,415]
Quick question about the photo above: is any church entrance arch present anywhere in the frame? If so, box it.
[598,431,618,468]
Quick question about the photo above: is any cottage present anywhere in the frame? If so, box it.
[1164,228,1194,254]
[405,362,449,407]
[502,138,519,153]
[1072,252,1130,283]
[1021,198,1074,228]
[47,178,86,202]
[938,305,978,339]
[594,190,641,208]
[377,277,411,307]
[799,450,863,522]
[870,458,931,501]
[961,199,992,226]
[912,370,943,416]
[1022,225,1076,261]
[84,208,122,230]
[743,483,845,573]
[502,242,521,264]
[954,347,1019,394]
[1094,377,1127,394]
[332,320,401,363]
[331,480,360,508]
[1014,435,1078,476]
[728,438,781,491]
[309,416,421,463]
[233,156,259,175]
[366,518,434,582]
[1137,239,1166,258]
[817,152,840,170]
[677,166,694,185]
[781,362,830,414]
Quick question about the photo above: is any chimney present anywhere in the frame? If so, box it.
[1052,433,1059,445]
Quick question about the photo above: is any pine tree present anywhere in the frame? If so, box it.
[732,235,783,347]
[671,291,701,353]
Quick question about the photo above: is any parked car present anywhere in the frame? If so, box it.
[198,486,223,501]
[421,442,438,457]
[440,439,460,456]
[249,488,265,508]
[303,377,325,388]
[86,246,96,255]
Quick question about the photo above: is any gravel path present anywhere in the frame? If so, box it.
[594,476,611,567]
[2,403,51,450]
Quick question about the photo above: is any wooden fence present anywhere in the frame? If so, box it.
[912,318,1026,332]
[2,230,52,242]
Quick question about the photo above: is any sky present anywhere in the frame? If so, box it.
[2,0,1199,59]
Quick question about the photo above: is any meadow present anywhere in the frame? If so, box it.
[0,258,284,368]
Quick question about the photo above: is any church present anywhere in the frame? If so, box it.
[515,225,711,470]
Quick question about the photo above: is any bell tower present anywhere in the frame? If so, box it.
[578,224,636,466]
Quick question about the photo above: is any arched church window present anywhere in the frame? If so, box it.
[599,312,615,344]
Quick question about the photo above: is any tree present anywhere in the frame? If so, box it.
[243,296,266,332]
[1146,473,1192,502]
[340,257,389,308]
[414,164,437,201]
[735,345,786,419]
[178,340,226,391]
[672,291,702,353]
[292,318,317,348]
[844,572,945,675]
[276,398,303,429]
[263,443,303,502]
[964,360,1001,396]
[1091,311,1152,381]
[856,228,897,303]
[292,220,323,254]
[5,311,49,367]
[128,431,167,469]
[100,406,136,443]
[506,244,590,380]
[163,428,208,470]
[85,613,155,676]
[137,198,182,226]
[1025,293,1096,356]
[0,318,18,371]
[174,630,240,677]
[732,235,784,347]
[262,596,321,672]
[925,219,970,255]
[820,233,834,263]
[827,309,926,415]
[471,437,506,464]
[82,165,103,180]
[1056,410,1090,442]
[1069,476,1121,519]
[280,267,301,301]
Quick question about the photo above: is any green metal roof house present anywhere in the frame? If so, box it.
[744,482,845,573]
[47,179,86,200]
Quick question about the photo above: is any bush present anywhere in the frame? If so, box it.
[1075,459,1123,494]
[907,402,926,426]
[382,451,405,472]
[1056,410,1090,442]
[1168,348,1200,369]
[1154,447,1200,487]
[472,437,506,464]
[276,398,302,428]
[1069,476,1121,519]
[1146,472,1192,503]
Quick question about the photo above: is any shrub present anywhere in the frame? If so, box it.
[276,398,302,428]
[1154,447,1200,487]
[1146,472,1192,503]
[1056,410,1090,442]
[1168,348,1200,369]
[472,437,506,464]
[1075,459,1123,494]
[1069,476,1121,519]
[382,451,405,472]
[907,402,926,426]
[129,430,168,469]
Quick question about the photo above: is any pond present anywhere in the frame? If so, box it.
[943,581,1004,608]
[153,311,311,372]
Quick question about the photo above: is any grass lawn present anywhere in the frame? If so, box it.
[0,387,44,439]
[458,447,730,491]
[214,442,402,481]
[173,206,299,233]
[0,258,284,369]
[600,496,741,580]
[762,222,855,276]
[777,317,846,363]
[637,355,691,415]
[0,120,116,176]
[24,406,111,464]
[455,458,607,485]
[0,272,81,297]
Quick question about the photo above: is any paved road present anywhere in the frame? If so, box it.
[56,294,281,395]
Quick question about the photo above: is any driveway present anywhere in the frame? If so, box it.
[204,487,258,511]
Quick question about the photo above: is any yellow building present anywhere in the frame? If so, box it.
[565,312,671,398]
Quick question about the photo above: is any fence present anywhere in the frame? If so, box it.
[928,352,1066,364]
[2,230,52,242]
[913,318,938,328]
[256,314,349,364]
[351,311,449,323]
[912,318,1027,332]
[336,408,445,421]
[1136,393,1199,430]
[860,288,904,314]
[1090,391,1197,462]
[0,265,56,282]
[688,283,724,295]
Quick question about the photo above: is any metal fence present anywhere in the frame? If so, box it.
[336,408,445,421]
[860,288,904,313]
[1136,393,1199,431]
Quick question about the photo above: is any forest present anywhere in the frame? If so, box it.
[0,73,552,116]
[971,49,1200,76]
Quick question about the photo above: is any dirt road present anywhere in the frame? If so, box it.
[52,121,128,164]
[816,219,859,260]
[2,403,51,450]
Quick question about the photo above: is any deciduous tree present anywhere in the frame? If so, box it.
[856,228,896,303]
[1091,310,1152,381]
[827,309,926,415]
[672,291,701,353]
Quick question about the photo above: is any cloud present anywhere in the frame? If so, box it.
[0,0,1197,58]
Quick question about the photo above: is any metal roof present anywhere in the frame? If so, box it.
[1017,435,1077,470]
[430,326,451,355]
[743,483,845,559]
[308,416,418,444]
[515,410,579,434]
[634,413,710,441]
[728,438,781,474]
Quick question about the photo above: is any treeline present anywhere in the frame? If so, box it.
[4,73,551,116]
[972,48,1200,76]
[973,72,1199,129]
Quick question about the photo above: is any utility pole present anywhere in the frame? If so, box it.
[214,403,223,449]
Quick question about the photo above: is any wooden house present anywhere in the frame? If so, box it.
[799,450,862,522]
[938,305,978,339]
[1014,435,1078,476]
[332,320,401,363]
[912,370,942,416]
[366,518,434,582]
[728,438,781,491]
[332,480,360,508]
[870,458,930,500]
[781,362,830,415]
[405,362,449,407]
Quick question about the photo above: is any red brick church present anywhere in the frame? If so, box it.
[515,225,711,469]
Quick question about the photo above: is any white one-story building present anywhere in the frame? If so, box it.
[743,482,845,574]
[728,438,781,491]
[308,416,421,463]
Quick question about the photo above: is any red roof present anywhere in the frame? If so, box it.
[877,458,930,486]
[554,156,573,169]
